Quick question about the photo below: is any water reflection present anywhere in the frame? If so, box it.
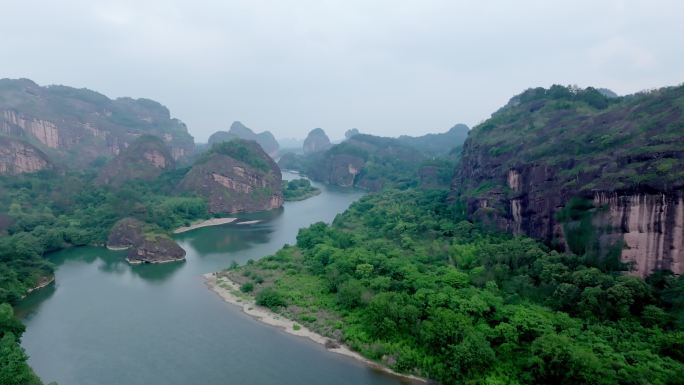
[129,260,185,282]
[16,177,392,385]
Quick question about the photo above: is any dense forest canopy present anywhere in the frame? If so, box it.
[225,189,684,384]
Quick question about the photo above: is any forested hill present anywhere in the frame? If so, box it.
[208,121,280,156]
[279,133,461,191]
[225,188,684,385]
[397,123,469,156]
[0,78,194,169]
[454,84,684,277]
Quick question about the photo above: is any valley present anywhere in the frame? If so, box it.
[1,80,683,385]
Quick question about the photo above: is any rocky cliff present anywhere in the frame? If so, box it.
[180,139,283,214]
[97,135,175,186]
[208,121,279,156]
[0,78,194,168]
[0,137,51,175]
[107,217,186,263]
[303,128,332,154]
[453,84,684,277]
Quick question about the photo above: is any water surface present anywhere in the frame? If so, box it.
[17,174,411,385]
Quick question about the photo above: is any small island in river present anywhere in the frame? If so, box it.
[282,178,321,201]
[107,218,186,264]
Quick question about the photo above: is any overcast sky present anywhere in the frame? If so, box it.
[1,0,683,142]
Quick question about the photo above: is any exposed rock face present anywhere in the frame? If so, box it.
[0,137,50,175]
[454,84,684,277]
[97,135,175,186]
[326,154,365,187]
[0,78,194,168]
[303,128,332,154]
[126,237,186,264]
[107,217,186,263]
[180,139,283,214]
[593,192,684,276]
[107,218,145,249]
[208,121,279,156]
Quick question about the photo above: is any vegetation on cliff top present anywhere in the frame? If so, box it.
[208,121,279,155]
[223,188,684,385]
[200,140,271,173]
[463,84,684,193]
[397,123,469,156]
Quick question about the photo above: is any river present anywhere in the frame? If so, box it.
[16,173,411,385]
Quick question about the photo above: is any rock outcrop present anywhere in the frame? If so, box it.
[97,135,175,186]
[107,217,186,263]
[303,128,332,154]
[126,237,186,264]
[208,121,279,156]
[453,84,684,277]
[0,78,194,168]
[0,137,51,175]
[180,139,283,214]
[106,218,146,249]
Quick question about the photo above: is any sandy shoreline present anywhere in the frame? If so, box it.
[23,275,56,298]
[203,273,428,384]
[236,220,261,225]
[173,218,237,234]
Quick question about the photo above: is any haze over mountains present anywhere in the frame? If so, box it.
[1,75,684,385]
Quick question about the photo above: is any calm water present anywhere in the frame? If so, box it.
[16,174,411,385]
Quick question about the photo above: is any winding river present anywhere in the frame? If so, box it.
[16,173,410,385]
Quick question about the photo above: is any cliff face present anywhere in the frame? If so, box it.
[208,121,279,156]
[593,192,684,276]
[126,237,186,264]
[97,135,175,186]
[0,137,51,175]
[180,139,283,214]
[303,128,332,154]
[454,84,684,277]
[107,217,145,249]
[0,78,194,168]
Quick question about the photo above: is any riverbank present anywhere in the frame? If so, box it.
[203,273,428,384]
[173,218,237,234]
[23,274,55,298]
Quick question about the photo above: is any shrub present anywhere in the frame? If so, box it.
[240,282,254,293]
[256,288,287,309]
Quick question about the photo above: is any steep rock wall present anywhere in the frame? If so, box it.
[0,137,50,175]
[0,79,194,168]
[593,192,684,276]
[180,143,283,214]
[460,161,684,277]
